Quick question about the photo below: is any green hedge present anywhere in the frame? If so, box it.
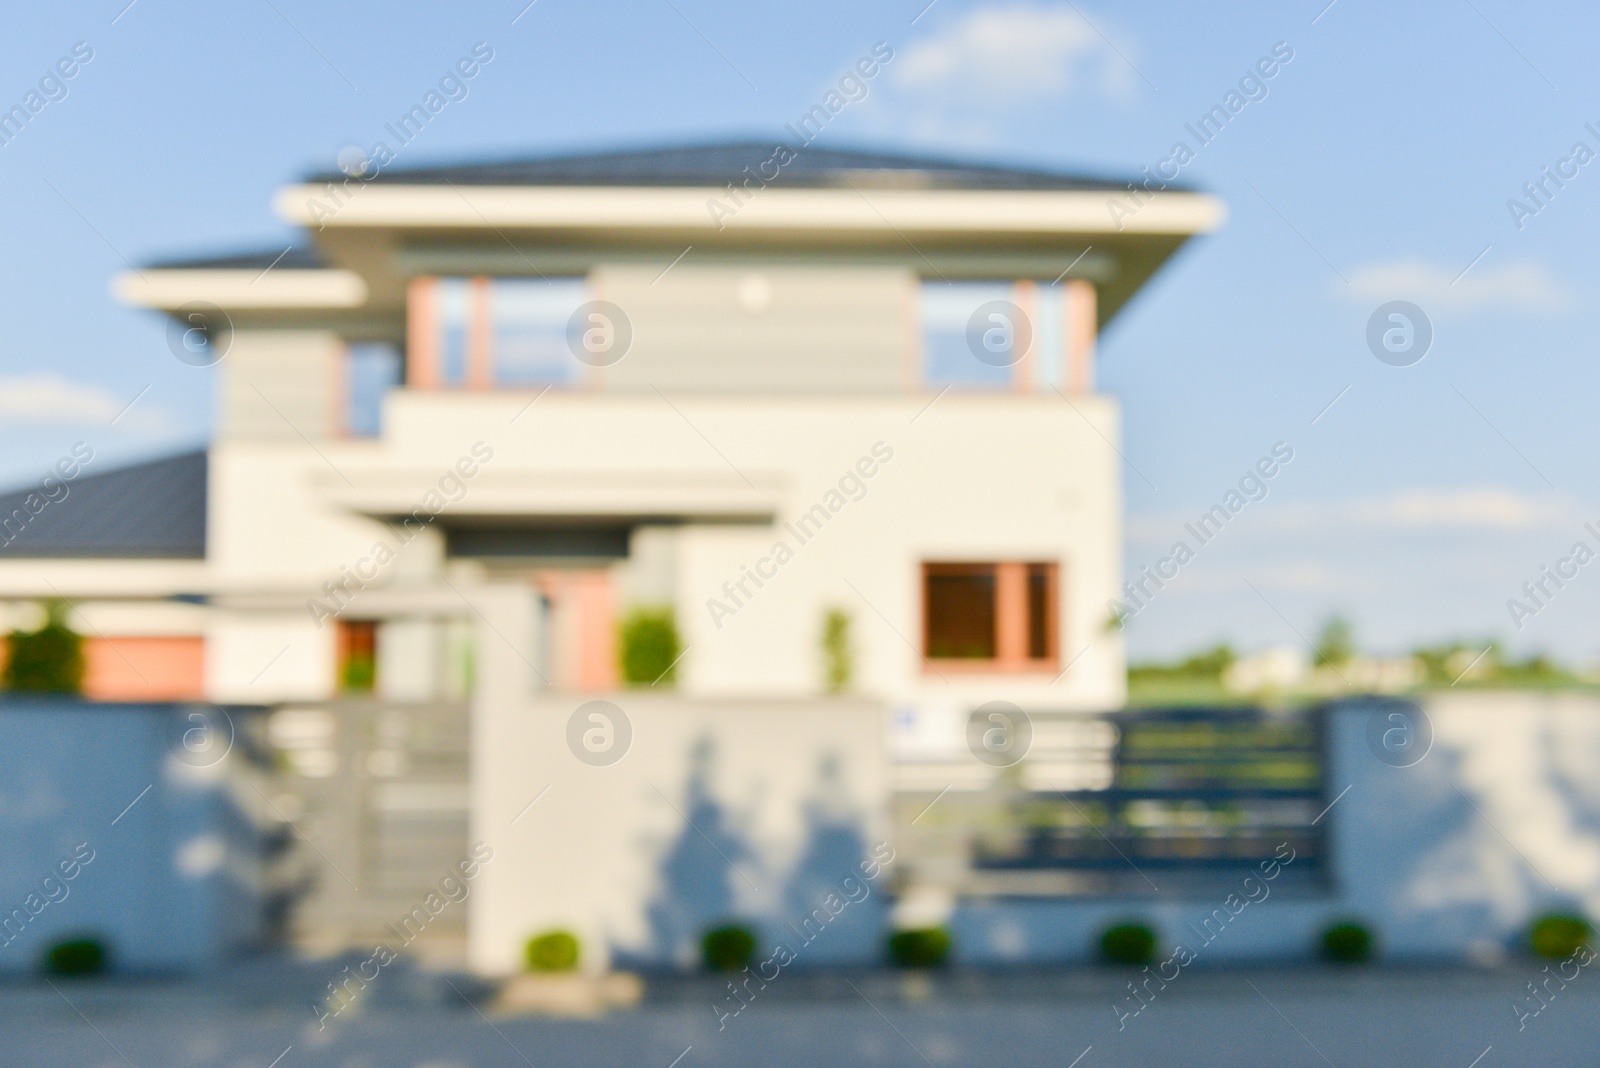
[1320,920,1374,963]
[1529,913,1590,960]
[44,937,106,977]
[702,924,757,971]
[887,926,951,968]
[1099,923,1157,966]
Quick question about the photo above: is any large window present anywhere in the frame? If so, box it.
[343,342,402,437]
[409,276,589,388]
[920,280,1067,391]
[923,562,1058,670]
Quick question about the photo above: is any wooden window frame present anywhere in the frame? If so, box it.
[921,560,1060,674]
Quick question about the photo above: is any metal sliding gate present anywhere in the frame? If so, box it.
[263,700,472,959]
[893,705,1327,898]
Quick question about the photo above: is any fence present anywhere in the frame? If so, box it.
[894,706,1327,898]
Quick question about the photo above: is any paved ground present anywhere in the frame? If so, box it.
[5,958,1596,1067]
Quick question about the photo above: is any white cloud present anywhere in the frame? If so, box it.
[1130,485,1575,543]
[0,374,165,431]
[1344,487,1567,530]
[1344,257,1573,313]
[892,3,1134,102]
[1246,563,1347,592]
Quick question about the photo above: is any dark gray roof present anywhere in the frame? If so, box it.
[0,451,207,559]
[306,140,1166,192]
[145,246,325,271]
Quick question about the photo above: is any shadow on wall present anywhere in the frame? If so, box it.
[639,738,758,968]
[780,753,881,965]
[1334,696,1600,961]
[1338,733,1498,955]
[625,738,880,970]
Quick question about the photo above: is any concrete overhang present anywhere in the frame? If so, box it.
[311,468,786,523]
[111,269,368,311]
[273,184,1225,237]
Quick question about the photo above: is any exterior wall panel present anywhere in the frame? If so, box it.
[593,265,914,392]
[219,330,343,441]
[83,636,206,701]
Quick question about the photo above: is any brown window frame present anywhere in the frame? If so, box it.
[921,561,1060,673]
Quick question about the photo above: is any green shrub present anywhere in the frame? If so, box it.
[1529,913,1591,960]
[1320,920,1374,963]
[619,607,680,686]
[1099,922,1157,966]
[702,924,757,971]
[822,609,853,692]
[44,937,106,977]
[4,603,84,694]
[524,930,580,973]
[340,652,375,692]
[887,926,951,968]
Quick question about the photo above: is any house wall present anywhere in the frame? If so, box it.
[82,637,205,701]
[218,329,344,441]
[204,387,1125,708]
[203,438,401,702]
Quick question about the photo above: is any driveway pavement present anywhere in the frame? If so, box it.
[4,959,1592,1067]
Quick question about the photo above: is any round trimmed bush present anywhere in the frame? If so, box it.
[1529,913,1591,960]
[887,926,951,968]
[619,608,681,686]
[1320,921,1374,963]
[44,937,106,977]
[1099,923,1157,966]
[524,930,580,973]
[702,924,757,971]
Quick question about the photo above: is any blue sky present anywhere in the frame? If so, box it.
[0,0,1595,662]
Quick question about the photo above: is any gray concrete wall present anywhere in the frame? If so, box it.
[471,689,1600,973]
[0,700,271,973]
[469,684,888,975]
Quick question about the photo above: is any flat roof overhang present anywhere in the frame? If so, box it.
[311,468,785,523]
[117,184,1223,330]
[271,184,1224,236]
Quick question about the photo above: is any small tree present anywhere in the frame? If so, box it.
[619,607,680,686]
[822,609,853,693]
[1314,616,1354,667]
[4,603,85,694]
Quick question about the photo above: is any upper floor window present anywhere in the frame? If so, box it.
[920,280,1067,391]
[343,342,402,437]
[923,561,1058,671]
[408,276,589,388]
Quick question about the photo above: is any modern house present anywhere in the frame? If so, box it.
[0,143,1231,972]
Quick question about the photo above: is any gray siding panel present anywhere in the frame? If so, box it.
[593,265,912,392]
[220,330,341,441]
